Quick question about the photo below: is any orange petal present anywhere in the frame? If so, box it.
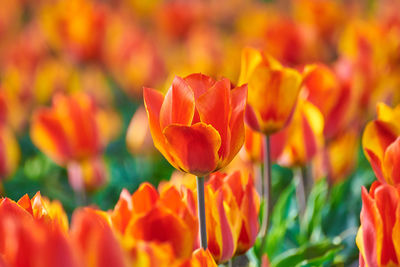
[126,205,194,258]
[238,47,264,86]
[159,76,195,130]
[143,87,179,169]
[131,182,159,215]
[70,208,126,267]
[163,123,221,176]
[363,120,398,181]
[383,137,400,186]
[360,186,383,267]
[224,84,247,167]
[111,189,133,234]
[184,73,216,100]
[30,109,72,164]
[196,78,231,161]
[374,184,399,265]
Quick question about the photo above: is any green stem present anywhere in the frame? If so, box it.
[197,176,207,249]
[295,167,306,221]
[259,135,271,255]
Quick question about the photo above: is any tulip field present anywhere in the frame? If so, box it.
[1,0,400,266]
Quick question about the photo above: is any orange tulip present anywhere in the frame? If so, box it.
[0,195,77,267]
[16,192,69,231]
[203,177,241,263]
[143,73,247,176]
[39,0,107,61]
[362,103,400,186]
[356,181,400,266]
[271,98,324,167]
[111,183,198,259]
[302,63,358,140]
[238,47,302,135]
[207,171,260,255]
[31,92,110,191]
[104,12,165,96]
[70,207,127,267]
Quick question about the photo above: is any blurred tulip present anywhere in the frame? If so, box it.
[239,47,302,135]
[0,124,20,180]
[272,98,324,167]
[111,183,198,259]
[104,12,165,96]
[126,106,155,155]
[292,0,346,42]
[0,195,77,267]
[362,103,400,186]
[313,129,359,185]
[39,0,107,62]
[356,181,400,266]
[31,92,111,191]
[183,248,217,267]
[143,73,247,177]
[70,207,127,267]
[16,192,69,231]
[302,63,356,139]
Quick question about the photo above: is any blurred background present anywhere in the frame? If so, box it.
[1,0,400,265]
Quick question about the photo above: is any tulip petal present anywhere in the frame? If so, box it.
[163,123,221,176]
[360,186,383,267]
[196,78,231,161]
[131,182,159,215]
[126,205,194,258]
[143,87,179,169]
[363,120,398,181]
[224,84,247,167]
[159,76,195,130]
[184,73,216,100]
[374,184,399,265]
[383,137,400,185]
[238,47,263,86]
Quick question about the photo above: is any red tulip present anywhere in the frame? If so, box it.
[239,47,302,135]
[357,181,400,266]
[143,73,247,176]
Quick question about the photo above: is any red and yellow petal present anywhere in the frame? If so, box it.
[196,78,231,161]
[184,73,216,100]
[143,87,179,169]
[163,122,221,176]
[383,137,400,186]
[159,76,195,130]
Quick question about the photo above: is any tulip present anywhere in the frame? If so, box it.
[144,73,247,250]
[356,181,400,266]
[239,47,302,135]
[16,192,69,231]
[0,124,20,180]
[111,183,198,259]
[0,195,77,267]
[362,103,400,186]
[39,0,107,62]
[313,129,359,185]
[203,176,241,263]
[207,171,260,256]
[31,92,111,192]
[302,63,357,140]
[104,12,165,96]
[143,73,247,177]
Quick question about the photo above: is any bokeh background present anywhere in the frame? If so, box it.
[1,0,400,265]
